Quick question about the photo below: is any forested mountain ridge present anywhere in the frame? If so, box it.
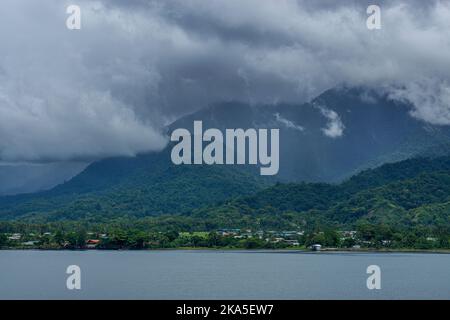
[190,156,450,230]
[1,156,450,251]
[0,149,270,220]
[2,87,450,224]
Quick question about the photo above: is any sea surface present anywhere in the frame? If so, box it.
[0,250,449,299]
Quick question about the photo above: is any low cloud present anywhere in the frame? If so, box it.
[274,113,304,132]
[0,0,449,161]
[387,79,450,126]
[316,106,345,138]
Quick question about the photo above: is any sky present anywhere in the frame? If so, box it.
[0,0,450,163]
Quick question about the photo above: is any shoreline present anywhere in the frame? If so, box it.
[1,247,450,254]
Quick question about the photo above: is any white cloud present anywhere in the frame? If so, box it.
[387,79,450,126]
[274,113,304,132]
[316,106,345,138]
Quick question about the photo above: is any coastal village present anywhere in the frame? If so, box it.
[0,228,426,250]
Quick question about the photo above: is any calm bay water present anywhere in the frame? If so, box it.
[0,250,449,299]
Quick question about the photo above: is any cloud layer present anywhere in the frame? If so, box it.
[0,0,449,161]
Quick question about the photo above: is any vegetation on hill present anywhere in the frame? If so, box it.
[0,150,270,220]
[1,156,450,250]
[190,157,450,229]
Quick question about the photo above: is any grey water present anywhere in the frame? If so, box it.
[0,250,449,300]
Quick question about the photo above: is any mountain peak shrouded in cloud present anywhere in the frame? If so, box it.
[3,86,450,195]
[0,0,450,163]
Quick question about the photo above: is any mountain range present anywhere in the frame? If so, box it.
[189,156,450,230]
[1,87,450,225]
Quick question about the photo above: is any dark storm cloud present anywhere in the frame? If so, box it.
[0,0,449,162]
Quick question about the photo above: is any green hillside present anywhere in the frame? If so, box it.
[189,156,450,230]
[2,156,450,250]
[0,150,270,221]
[2,154,450,236]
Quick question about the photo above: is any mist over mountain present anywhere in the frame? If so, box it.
[4,86,450,196]
[2,0,450,166]
[2,0,450,201]
[0,162,88,196]
[170,87,450,182]
[1,87,450,221]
